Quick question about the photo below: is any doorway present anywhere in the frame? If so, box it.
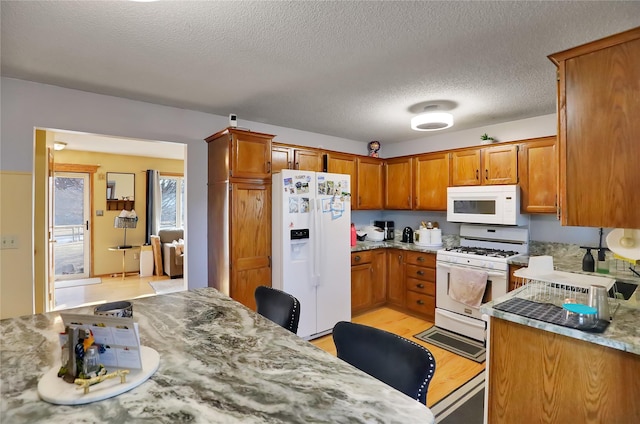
[53,172,91,281]
[34,129,187,312]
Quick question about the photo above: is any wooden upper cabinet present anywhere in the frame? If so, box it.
[451,145,517,186]
[356,157,384,209]
[293,148,323,171]
[384,157,413,210]
[549,27,640,228]
[271,143,294,173]
[326,151,357,176]
[206,128,273,180]
[451,149,481,186]
[325,151,358,208]
[414,152,450,211]
[482,144,518,185]
[271,144,323,172]
[518,137,557,214]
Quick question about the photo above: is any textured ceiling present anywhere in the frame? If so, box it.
[2,1,640,146]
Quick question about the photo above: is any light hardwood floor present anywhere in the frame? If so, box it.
[54,274,181,310]
[310,307,485,408]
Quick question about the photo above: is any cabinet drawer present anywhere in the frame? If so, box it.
[406,291,435,319]
[351,251,373,266]
[406,278,435,295]
[404,251,436,267]
[405,265,435,282]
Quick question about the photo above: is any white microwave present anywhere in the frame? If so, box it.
[447,185,528,226]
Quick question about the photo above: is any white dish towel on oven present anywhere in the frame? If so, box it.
[449,266,489,308]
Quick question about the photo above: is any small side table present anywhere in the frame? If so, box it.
[108,246,141,279]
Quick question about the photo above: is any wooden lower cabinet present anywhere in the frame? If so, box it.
[351,261,373,314]
[350,250,386,315]
[403,251,436,321]
[386,249,405,307]
[488,318,640,423]
[508,264,525,292]
[371,250,386,306]
[351,248,436,320]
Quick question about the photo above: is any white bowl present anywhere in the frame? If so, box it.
[364,226,385,241]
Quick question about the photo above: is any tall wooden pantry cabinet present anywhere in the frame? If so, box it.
[206,128,274,310]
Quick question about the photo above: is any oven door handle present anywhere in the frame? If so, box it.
[437,309,486,328]
[437,262,505,278]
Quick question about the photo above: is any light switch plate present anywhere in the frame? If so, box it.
[96,210,104,216]
[1,235,18,249]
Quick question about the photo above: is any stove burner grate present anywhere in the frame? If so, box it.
[445,246,519,258]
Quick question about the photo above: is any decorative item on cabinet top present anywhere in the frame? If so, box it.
[480,133,496,144]
[368,141,381,158]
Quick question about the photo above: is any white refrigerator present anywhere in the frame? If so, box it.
[272,169,351,340]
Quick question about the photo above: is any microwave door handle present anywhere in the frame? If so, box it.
[438,262,504,278]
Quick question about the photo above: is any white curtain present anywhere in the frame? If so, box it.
[145,169,161,244]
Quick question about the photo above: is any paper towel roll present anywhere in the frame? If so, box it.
[430,228,442,245]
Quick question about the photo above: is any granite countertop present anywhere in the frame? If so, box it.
[1,288,434,423]
[351,235,458,254]
[481,286,640,355]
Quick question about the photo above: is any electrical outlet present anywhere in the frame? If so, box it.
[1,235,18,249]
[96,210,104,216]
[133,252,139,260]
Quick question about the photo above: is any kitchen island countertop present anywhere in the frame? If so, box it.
[1,288,434,423]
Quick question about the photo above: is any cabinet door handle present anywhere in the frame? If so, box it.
[407,196,410,206]
[397,255,402,263]
[416,271,425,276]
[476,169,479,180]
[295,162,300,169]
[485,169,489,180]
[417,299,425,305]
[287,161,292,169]
[358,196,362,206]
[267,161,272,173]
[416,283,425,288]
[417,256,425,262]
[354,255,361,262]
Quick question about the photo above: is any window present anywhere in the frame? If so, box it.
[160,175,184,229]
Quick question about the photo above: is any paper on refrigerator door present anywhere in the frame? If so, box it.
[317,175,350,218]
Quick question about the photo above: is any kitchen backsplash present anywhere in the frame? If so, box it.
[352,210,615,247]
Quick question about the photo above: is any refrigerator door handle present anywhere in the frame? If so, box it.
[311,198,320,287]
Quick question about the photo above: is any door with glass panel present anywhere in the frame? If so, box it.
[54,172,91,281]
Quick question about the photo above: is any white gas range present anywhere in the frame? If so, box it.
[435,224,529,342]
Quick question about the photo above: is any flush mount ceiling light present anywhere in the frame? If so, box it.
[53,141,67,151]
[411,105,454,131]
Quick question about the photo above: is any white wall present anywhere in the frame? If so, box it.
[0,77,366,318]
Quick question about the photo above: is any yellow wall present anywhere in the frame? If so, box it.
[0,172,34,318]
[53,149,183,276]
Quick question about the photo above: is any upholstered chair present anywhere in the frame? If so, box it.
[332,321,436,404]
[254,286,300,334]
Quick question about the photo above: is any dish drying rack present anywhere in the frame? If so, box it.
[512,256,620,315]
